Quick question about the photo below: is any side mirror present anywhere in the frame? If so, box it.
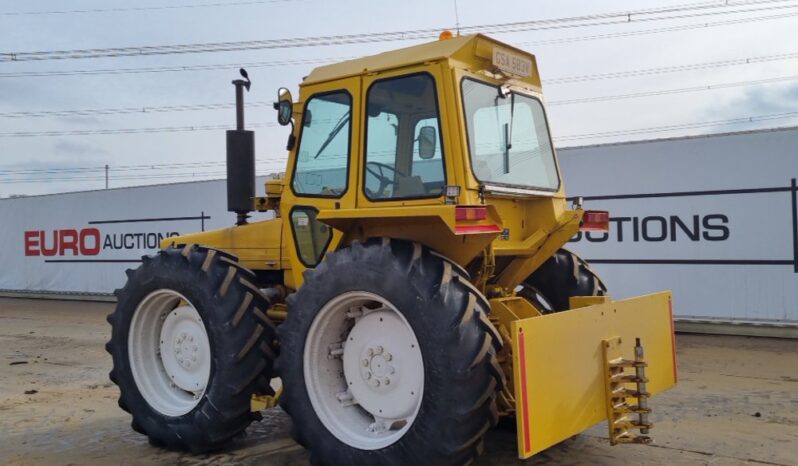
[418,126,437,159]
[275,87,293,126]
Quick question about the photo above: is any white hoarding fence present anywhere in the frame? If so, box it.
[0,177,270,296]
[1,127,796,326]
[559,127,797,323]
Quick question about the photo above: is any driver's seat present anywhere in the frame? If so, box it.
[394,175,426,197]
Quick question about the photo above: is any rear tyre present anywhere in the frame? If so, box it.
[519,248,606,312]
[106,245,277,452]
[277,238,504,466]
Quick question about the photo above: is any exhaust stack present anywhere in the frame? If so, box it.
[227,68,255,225]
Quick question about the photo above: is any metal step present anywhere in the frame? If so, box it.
[602,336,653,445]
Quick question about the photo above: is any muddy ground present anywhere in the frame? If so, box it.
[0,297,796,466]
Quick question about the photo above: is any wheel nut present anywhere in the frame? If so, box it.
[375,346,383,354]
[371,379,380,387]
[362,359,369,367]
[366,348,374,357]
[384,378,390,386]
[384,353,392,361]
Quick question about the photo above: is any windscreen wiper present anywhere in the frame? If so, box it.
[314,111,350,159]
[503,93,515,174]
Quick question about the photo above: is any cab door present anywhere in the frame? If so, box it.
[280,77,361,288]
[358,65,451,208]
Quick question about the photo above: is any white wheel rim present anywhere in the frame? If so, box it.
[128,289,211,417]
[303,291,424,450]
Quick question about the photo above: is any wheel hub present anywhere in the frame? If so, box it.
[343,309,422,421]
[360,345,396,388]
[159,305,211,393]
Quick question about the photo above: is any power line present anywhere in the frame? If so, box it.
[0,57,345,79]
[0,159,285,175]
[517,10,798,47]
[0,0,296,16]
[0,122,277,138]
[0,101,273,118]
[545,51,798,84]
[2,0,794,62]
[547,74,798,106]
[4,110,798,182]
[2,171,230,184]
[2,10,795,79]
[3,50,798,121]
[554,111,798,142]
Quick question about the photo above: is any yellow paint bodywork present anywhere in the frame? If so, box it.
[158,33,679,459]
[510,292,677,458]
[160,218,283,272]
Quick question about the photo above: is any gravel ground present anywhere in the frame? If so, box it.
[1,297,796,466]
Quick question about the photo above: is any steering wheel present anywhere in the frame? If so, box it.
[365,161,408,197]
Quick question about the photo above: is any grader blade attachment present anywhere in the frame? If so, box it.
[511,291,677,459]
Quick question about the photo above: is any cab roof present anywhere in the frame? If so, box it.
[302,33,541,88]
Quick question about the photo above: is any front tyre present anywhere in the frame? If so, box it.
[278,239,504,466]
[106,245,278,452]
[519,248,607,312]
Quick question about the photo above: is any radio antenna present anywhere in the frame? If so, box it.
[453,0,461,36]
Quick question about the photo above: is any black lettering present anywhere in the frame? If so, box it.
[702,214,730,241]
[569,232,583,243]
[586,231,608,242]
[642,216,667,241]
[632,217,640,241]
[670,215,700,241]
[103,234,113,250]
[609,217,631,242]
[123,234,134,249]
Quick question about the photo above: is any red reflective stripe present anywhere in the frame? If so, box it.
[454,224,501,235]
[668,297,678,383]
[518,329,532,454]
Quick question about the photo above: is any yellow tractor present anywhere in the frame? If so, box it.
[106,33,677,464]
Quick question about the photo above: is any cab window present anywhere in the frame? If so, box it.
[290,207,332,267]
[364,73,445,200]
[292,91,352,197]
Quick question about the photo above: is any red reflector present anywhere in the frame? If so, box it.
[455,224,502,235]
[455,206,488,221]
[581,210,610,231]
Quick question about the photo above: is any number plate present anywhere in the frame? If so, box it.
[492,48,532,77]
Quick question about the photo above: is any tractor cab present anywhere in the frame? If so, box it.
[269,34,572,288]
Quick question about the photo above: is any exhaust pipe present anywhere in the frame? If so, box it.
[227,69,255,225]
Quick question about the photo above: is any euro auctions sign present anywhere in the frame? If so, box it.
[23,227,180,258]
[558,127,798,323]
[0,178,270,295]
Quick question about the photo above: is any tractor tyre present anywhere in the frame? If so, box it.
[277,238,504,466]
[106,245,278,452]
[519,248,607,312]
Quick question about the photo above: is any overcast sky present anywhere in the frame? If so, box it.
[1,0,797,197]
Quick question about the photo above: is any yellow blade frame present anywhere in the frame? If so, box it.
[511,291,677,458]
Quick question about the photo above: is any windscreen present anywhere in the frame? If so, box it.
[462,78,559,191]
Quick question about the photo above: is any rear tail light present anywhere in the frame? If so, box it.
[455,206,488,221]
[580,210,609,231]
